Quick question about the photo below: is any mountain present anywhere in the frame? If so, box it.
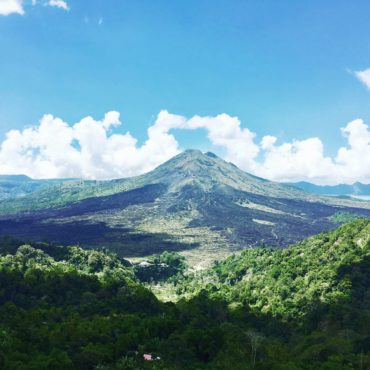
[0,175,70,200]
[0,150,369,266]
[289,181,370,197]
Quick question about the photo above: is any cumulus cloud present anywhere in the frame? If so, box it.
[187,113,260,172]
[260,135,277,150]
[335,119,370,182]
[354,68,370,90]
[0,0,24,16]
[255,119,370,184]
[0,0,70,15]
[0,110,369,184]
[257,137,337,183]
[47,0,69,10]
[0,111,181,179]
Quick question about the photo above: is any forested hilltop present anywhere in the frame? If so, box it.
[0,219,369,369]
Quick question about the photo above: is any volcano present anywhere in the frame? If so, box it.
[1,150,369,266]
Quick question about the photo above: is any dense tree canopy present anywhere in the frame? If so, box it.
[0,220,369,369]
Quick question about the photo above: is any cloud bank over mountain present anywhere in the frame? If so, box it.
[0,110,369,185]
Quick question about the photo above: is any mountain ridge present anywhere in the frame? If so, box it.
[0,175,71,201]
[289,180,370,197]
[2,150,369,211]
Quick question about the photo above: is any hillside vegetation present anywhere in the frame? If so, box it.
[179,218,370,312]
[0,220,369,369]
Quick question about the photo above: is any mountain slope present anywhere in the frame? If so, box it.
[178,219,370,319]
[0,150,369,266]
[172,219,370,368]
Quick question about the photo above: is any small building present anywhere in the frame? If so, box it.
[143,353,152,361]
[143,353,160,361]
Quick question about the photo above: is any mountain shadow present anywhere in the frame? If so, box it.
[0,219,199,257]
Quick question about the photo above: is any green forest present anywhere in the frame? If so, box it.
[0,219,369,369]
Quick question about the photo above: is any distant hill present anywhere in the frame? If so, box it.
[0,150,369,266]
[0,174,31,181]
[288,181,370,197]
[0,175,71,200]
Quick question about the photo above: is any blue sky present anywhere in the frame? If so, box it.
[0,0,370,183]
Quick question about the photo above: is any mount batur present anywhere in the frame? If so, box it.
[1,150,369,266]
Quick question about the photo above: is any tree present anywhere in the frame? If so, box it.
[246,330,264,368]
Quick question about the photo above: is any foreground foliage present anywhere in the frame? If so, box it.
[0,219,369,369]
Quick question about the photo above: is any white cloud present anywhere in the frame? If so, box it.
[260,135,277,150]
[0,111,370,184]
[186,113,260,172]
[257,137,337,183]
[0,0,24,16]
[0,0,70,15]
[0,111,181,179]
[335,119,370,183]
[254,119,370,184]
[47,0,69,10]
[354,68,370,90]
